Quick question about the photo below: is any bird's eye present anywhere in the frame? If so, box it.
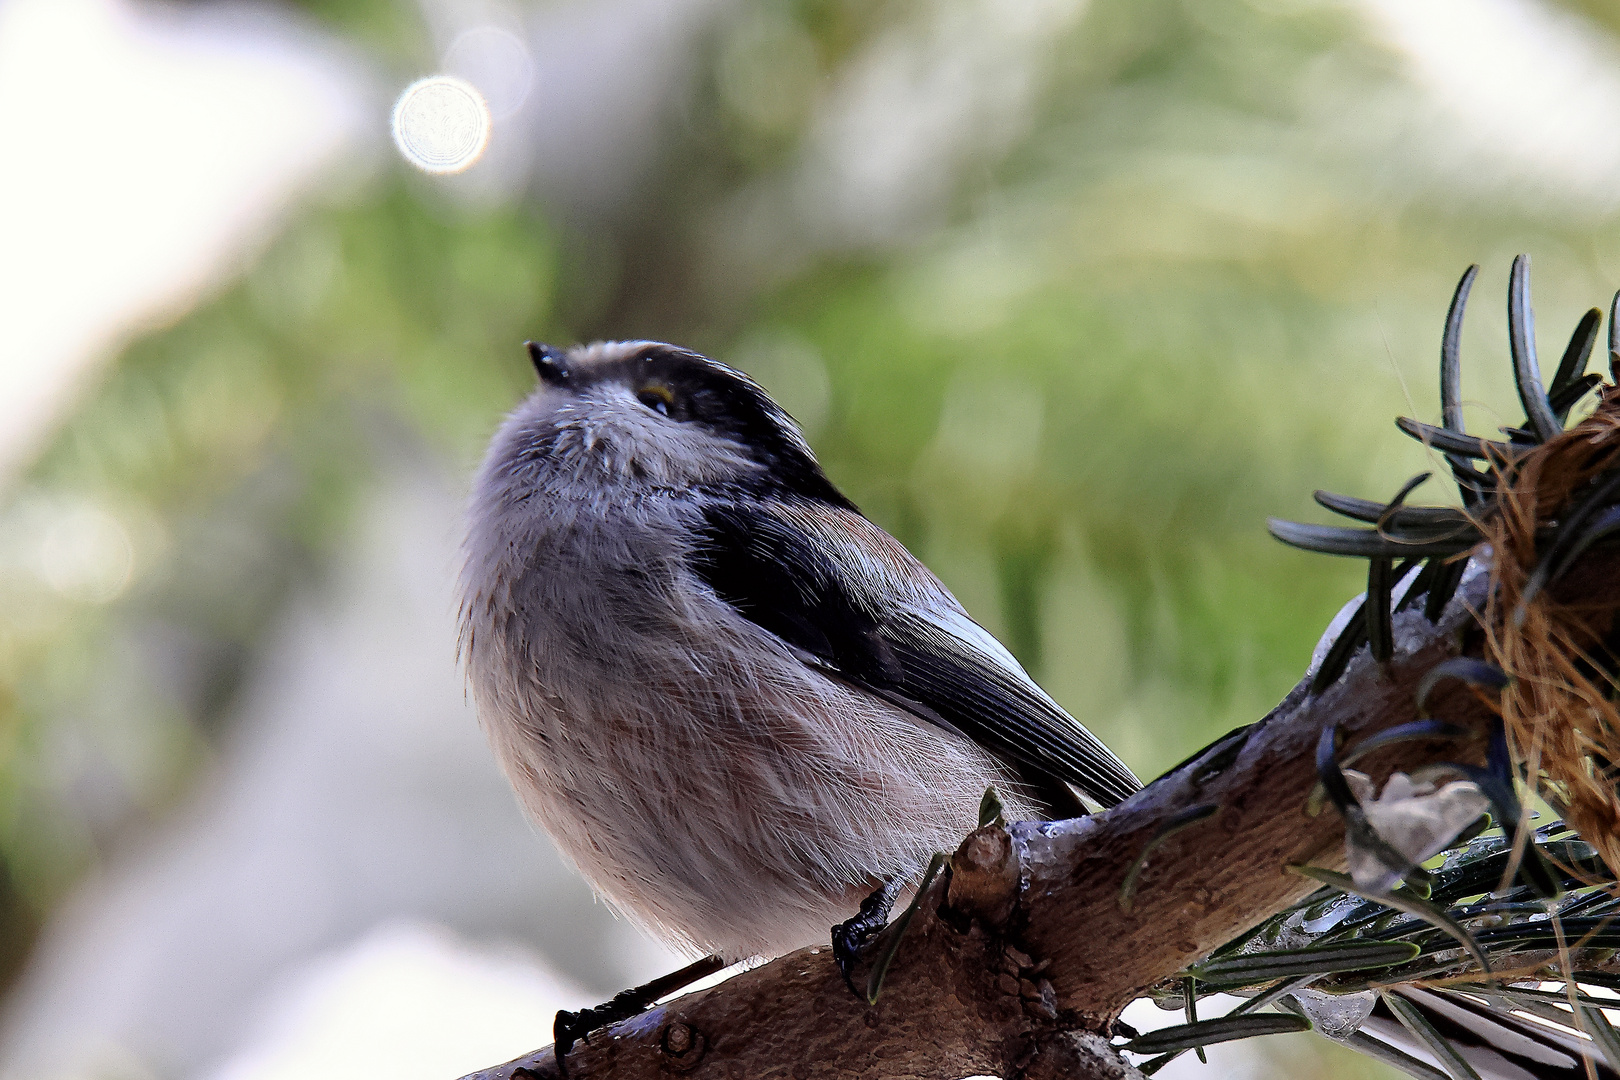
[637,385,674,417]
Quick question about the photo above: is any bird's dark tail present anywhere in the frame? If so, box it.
[1350,985,1620,1080]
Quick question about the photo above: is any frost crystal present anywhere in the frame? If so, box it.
[1289,988,1376,1039]
[1343,770,1489,894]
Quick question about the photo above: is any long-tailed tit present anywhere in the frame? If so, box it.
[458,340,1139,963]
[457,339,1620,1080]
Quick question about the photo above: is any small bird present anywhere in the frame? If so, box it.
[459,339,1616,1080]
[457,339,1140,965]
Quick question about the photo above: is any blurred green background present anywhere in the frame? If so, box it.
[6,0,1620,1076]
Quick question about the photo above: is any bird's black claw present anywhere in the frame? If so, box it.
[555,999,640,1070]
[831,880,902,998]
[552,954,727,1073]
[553,1007,589,1072]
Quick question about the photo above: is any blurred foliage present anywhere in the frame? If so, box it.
[0,188,557,984]
[7,5,1620,1079]
[1554,0,1620,38]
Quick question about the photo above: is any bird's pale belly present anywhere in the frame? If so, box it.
[476,637,1038,959]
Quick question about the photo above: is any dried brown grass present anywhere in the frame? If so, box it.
[1480,390,1620,877]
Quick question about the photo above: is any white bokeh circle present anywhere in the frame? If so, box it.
[391,75,491,175]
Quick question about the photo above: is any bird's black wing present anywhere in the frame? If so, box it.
[689,501,1140,807]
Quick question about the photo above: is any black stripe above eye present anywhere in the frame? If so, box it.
[632,346,856,510]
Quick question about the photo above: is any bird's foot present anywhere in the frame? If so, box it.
[831,852,947,1005]
[553,954,726,1074]
[831,879,903,999]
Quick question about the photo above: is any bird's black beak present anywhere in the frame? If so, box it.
[527,341,570,386]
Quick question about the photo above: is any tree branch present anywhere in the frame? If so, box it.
[455,544,1620,1080]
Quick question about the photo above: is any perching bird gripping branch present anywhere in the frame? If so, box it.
[457,258,1620,1080]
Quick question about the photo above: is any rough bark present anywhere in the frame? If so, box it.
[457,550,1620,1080]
